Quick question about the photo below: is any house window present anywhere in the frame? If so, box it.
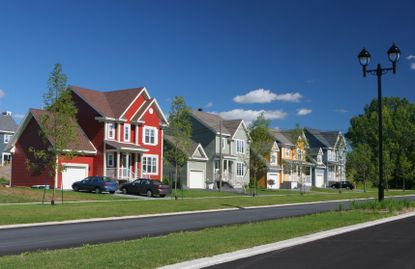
[142,155,158,175]
[143,126,158,145]
[3,134,12,144]
[285,146,290,157]
[297,148,302,160]
[271,155,276,164]
[222,138,226,150]
[124,124,131,142]
[107,123,115,140]
[107,153,114,168]
[236,162,245,177]
[235,139,245,154]
[317,154,322,164]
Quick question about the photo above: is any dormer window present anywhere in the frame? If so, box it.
[285,146,290,157]
[317,154,323,164]
[235,139,245,154]
[107,123,115,140]
[143,126,158,145]
[124,124,131,142]
[297,148,302,160]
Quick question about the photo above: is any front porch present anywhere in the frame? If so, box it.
[104,141,150,182]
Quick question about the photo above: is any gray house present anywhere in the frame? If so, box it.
[190,110,250,189]
[163,134,208,189]
[0,112,18,165]
[304,128,347,188]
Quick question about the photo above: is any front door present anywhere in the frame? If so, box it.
[121,153,131,179]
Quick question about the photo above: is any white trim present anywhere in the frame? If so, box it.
[61,162,89,189]
[107,152,114,168]
[188,169,206,189]
[4,110,31,152]
[135,125,139,145]
[106,122,116,140]
[130,98,150,122]
[135,153,138,178]
[95,117,126,123]
[231,120,250,140]
[160,129,164,180]
[141,154,159,176]
[190,144,208,161]
[61,149,97,155]
[124,123,131,142]
[236,161,245,177]
[0,130,15,134]
[117,123,121,142]
[135,99,169,126]
[235,139,245,154]
[142,126,158,146]
[119,88,150,119]
[3,134,12,144]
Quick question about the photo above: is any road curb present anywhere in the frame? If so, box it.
[0,194,413,230]
[159,210,415,269]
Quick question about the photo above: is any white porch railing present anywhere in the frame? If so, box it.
[106,168,137,181]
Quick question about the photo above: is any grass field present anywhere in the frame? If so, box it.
[0,188,414,225]
[0,202,411,269]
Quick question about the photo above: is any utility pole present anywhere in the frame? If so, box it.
[219,120,223,192]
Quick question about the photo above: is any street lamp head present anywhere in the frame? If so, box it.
[358,48,371,67]
[387,43,400,63]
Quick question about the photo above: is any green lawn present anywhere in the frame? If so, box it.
[0,206,407,269]
[0,189,415,225]
[0,187,129,203]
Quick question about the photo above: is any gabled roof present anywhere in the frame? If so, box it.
[0,114,18,132]
[164,134,207,159]
[305,127,341,148]
[269,129,294,146]
[69,85,147,119]
[190,110,244,137]
[6,109,97,154]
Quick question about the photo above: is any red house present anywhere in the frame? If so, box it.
[7,86,168,189]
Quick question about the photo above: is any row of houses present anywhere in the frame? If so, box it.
[3,86,347,190]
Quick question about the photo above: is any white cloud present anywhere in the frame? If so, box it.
[0,89,5,99]
[406,55,415,60]
[334,109,349,114]
[297,108,312,116]
[205,102,213,108]
[233,89,302,104]
[214,109,288,123]
[411,63,415,70]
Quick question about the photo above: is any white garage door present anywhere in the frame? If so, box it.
[267,173,280,189]
[62,165,88,190]
[315,173,324,188]
[189,170,205,189]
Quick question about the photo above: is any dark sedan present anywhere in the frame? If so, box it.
[120,179,171,197]
[330,181,355,190]
[72,176,118,194]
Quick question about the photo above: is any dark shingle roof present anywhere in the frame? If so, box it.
[0,114,18,132]
[70,85,145,118]
[164,134,200,157]
[269,129,294,145]
[305,128,340,148]
[31,109,96,153]
[190,110,243,136]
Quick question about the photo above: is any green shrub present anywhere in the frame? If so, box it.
[351,199,414,212]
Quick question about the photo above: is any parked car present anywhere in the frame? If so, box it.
[330,181,355,190]
[72,176,118,194]
[120,179,171,197]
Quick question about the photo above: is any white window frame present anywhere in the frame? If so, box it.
[107,153,114,168]
[236,162,245,177]
[317,154,322,164]
[297,148,302,160]
[141,154,158,175]
[222,137,226,150]
[285,146,290,157]
[235,139,245,154]
[270,153,278,165]
[142,126,158,146]
[124,123,131,142]
[107,122,115,140]
[3,134,12,144]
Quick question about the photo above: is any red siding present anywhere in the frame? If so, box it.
[71,92,104,176]
[11,118,53,187]
[124,95,145,121]
[57,156,94,188]
[141,104,163,180]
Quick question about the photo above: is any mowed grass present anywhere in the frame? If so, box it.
[0,187,128,203]
[0,189,415,225]
[0,208,401,269]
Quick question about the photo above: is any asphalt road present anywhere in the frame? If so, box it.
[208,215,415,269]
[0,200,349,256]
[0,196,414,257]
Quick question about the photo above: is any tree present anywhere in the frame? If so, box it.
[346,144,374,192]
[347,97,415,189]
[249,113,274,196]
[164,96,192,199]
[290,123,309,195]
[25,64,78,205]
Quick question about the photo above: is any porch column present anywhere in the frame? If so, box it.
[116,152,120,179]
[135,153,138,178]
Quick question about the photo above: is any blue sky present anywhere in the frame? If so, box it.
[0,0,414,132]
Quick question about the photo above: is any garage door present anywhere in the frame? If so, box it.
[315,173,324,188]
[267,173,280,189]
[62,165,88,190]
[189,170,205,189]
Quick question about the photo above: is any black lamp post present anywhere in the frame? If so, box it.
[357,43,401,201]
